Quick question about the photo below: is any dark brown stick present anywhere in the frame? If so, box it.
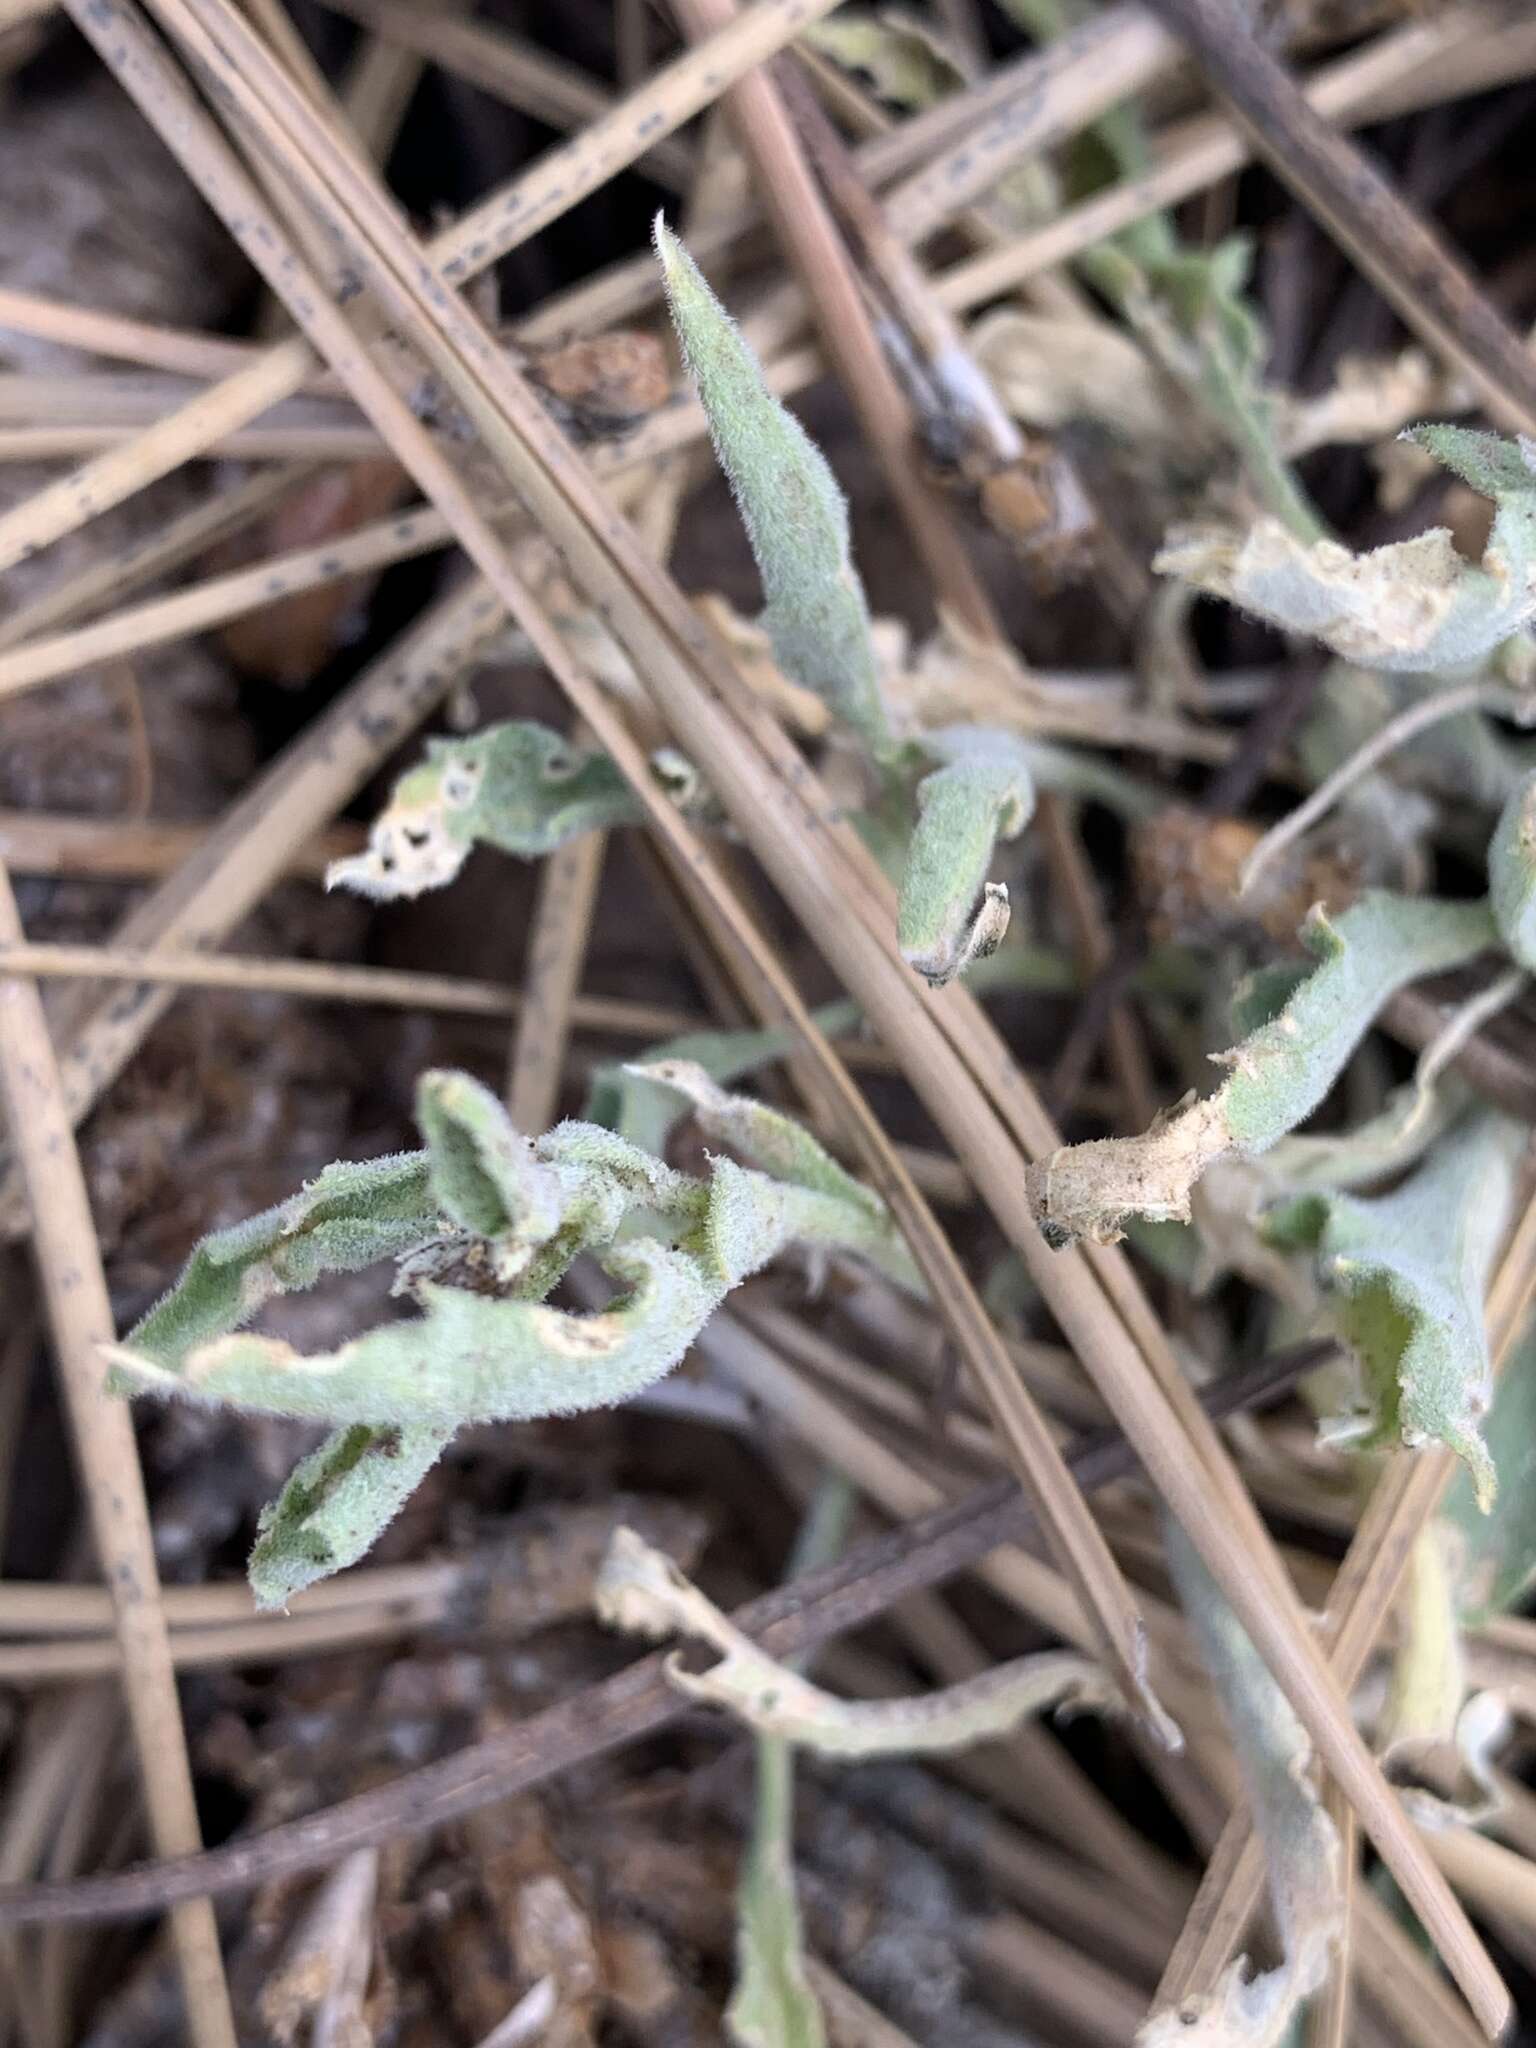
[1140,0,1536,435]
[0,1343,1321,1929]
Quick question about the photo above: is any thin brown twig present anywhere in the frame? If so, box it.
[0,860,236,2047]
[1141,0,1536,435]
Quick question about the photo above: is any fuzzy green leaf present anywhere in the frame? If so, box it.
[415,1068,562,1243]
[110,1241,722,1428]
[727,1734,826,2048]
[896,727,1035,986]
[127,1152,439,1372]
[248,1421,452,1610]
[114,1070,910,1597]
[1147,1519,1341,2048]
[1157,427,1536,671]
[1264,1109,1524,1507]
[629,1060,922,1292]
[587,998,862,1156]
[1446,1318,1536,1622]
[655,219,892,752]
[1488,767,1536,971]
[1027,892,1497,1247]
[326,720,641,901]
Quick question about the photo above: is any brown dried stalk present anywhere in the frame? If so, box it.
[0,861,236,2048]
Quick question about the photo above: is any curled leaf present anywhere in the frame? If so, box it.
[415,1067,564,1246]
[1156,426,1536,672]
[325,719,641,901]
[595,1527,1113,1755]
[1027,892,1497,1246]
[128,1151,439,1371]
[1143,1519,1341,2048]
[587,997,862,1154]
[108,1240,723,1428]
[1447,1317,1536,1622]
[248,1421,453,1610]
[1489,767,1536,970]
[1375,1521,1504,1827]
[1263,1109,1524,1506]
[896,727,1035,985]
[628,1059,922,1292]
[655,219,892,752]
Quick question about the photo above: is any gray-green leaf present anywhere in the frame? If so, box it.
[1027,892,1497,1247]
[897,727,1035,986]
[655,219,892,752]
[1264,1109,1524,1507]
[1488,767,1536,971]
[326,720,641,901]
[248,1421,453,1610]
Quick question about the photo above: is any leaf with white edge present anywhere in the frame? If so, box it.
[1446,1316,1536,1622]
[896,727,1035,986]
[415,1068,562,1245]
[1263,1109,1524,1508]
[1027,892,1497,1247]
[126,1151,439,1372]
[596,1527,1114,1754]
[107,1240,722,1428]
[655,219,893,753]
[325,720,642,902]
[248,1421,453,1610]
[1489,767,1536,970]
[1156,425,1536,671]
[587,998,862,1155]
[1141,1518,1341,2048]
[628,1060,923,1292]
[727,1733,825,2048]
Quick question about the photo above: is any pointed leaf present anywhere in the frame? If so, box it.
[109,1240,722,1427]
[655,220,892,752]
[248,1420,453,1609]
[127,1151,439,1371]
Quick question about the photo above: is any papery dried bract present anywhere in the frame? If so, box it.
[1157,425,1536,671]
[595,1527,1113,1755]
[326,719,642,901]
